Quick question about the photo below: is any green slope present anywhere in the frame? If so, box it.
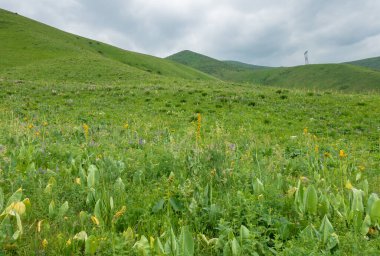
[168,50,380,92]
[0,9,214,83]
[346,56,380,70]
[166,50,271,82]
[248,64,380,92]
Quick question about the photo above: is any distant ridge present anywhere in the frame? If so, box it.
[345,56,380,70]
[166,50,272,82]
[168,50,380,92]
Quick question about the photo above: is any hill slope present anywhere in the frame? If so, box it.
[166,50,271,82]
[346,56,380,70]
[168,50,380,92]
[0,9,214,83]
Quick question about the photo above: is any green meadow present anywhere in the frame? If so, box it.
[1,8,380,255]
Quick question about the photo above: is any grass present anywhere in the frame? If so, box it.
[167,51,380,92]
[1,7,380,256]
[346,56,380,70]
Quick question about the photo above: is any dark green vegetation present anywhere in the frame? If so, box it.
[346,56,380,71]
[1,7,380,256]
[166,50,271,82]
[168,51,380,92]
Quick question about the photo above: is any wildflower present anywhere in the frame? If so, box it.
[339,149,347,158]
[315,145,319,153]
[300,176,309,183]
[210,169,216,177]
[324,152,331,158]
[196,113,201,142]
[303,127,308,135]
[42,239,48,249]
[113,206,127,220]
[123,123,129,129]
[359,165,365,172]
[42,121,48,127]
[75,177,81,185]
[287,187,297,197]
[83,124,89,139]
[91,216,99,226]
[66,239,72,246]
[37,220,43,233]
[35,131,40,137]
[258,194,264,200]
[345,180,353,190]
[28,124,34,129]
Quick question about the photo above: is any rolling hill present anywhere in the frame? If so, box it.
[346,56,380,70]
[168,50,380,92]
[0,8,214,83]
[166,50,272,82]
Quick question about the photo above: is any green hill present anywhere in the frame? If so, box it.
[346,56,380,70]
[168,50,380,92]
[0,9,214,83]
[166,50,272,82]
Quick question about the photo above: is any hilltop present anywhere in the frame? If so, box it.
[166,50,272,82]
[0,9,214,83]
[168,50,380,92]
[346,56,380,70]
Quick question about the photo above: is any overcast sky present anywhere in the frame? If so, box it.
[1,0,380,66]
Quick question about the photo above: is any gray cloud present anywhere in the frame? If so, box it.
[1,0,380,66]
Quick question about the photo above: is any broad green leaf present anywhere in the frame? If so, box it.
[15,212,22,235]
[179,226,194,256]
[85,235,99,255]
[153,237,165,255]
[300,225,319,242]
[231,238,241,256]
[12,230,21,240]
[123,227,135,244]
[165,228,177,255]
[326,233,339,251]
[6,188,22,207]
[94,199,103,224]
[350,188,364,213]
[73,231,88,241]
[48,200,55,218]
[169,197,184,212]
[133,236,151,256]
[294,180,304,214]
[367,193,379,215]
[319,194,330,217]
[304,185,318,215]
[319,215,334,245]
[58,201,69,218]
[253,178,264,194]
[240,225,250,241]
[370,199,380,224]
[87,165,98,188]
[152,199,165,213]
[109,196,114,211]
[361,214,371,235]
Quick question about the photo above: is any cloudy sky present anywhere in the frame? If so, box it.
[1,0,380,66]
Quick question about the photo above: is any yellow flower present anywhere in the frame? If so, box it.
[83,124,89,139]
[75,178,81,185]
[314,145,319,153]
[345,180,353,190]
[303,127,308,135]
[42,239,48,249]
[66,239,72,246]
[28,124,34,129]
[324,152,331,158]
[35,131,40,137]
[91,216,100,226]
[113,206,127,220]
[37,220,43,233]
[42,121,48,127]
[123,123,129,129]
[339,149,347,158]
[359,165,365,172]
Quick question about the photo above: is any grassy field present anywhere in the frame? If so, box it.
[1,8,380,256]
[346,56,380,71]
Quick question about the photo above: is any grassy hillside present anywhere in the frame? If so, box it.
[166,50,271,82]
[346,56,380,70]
[0,9,214,83]
[168,50,380,92]
[247,64,380,92]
